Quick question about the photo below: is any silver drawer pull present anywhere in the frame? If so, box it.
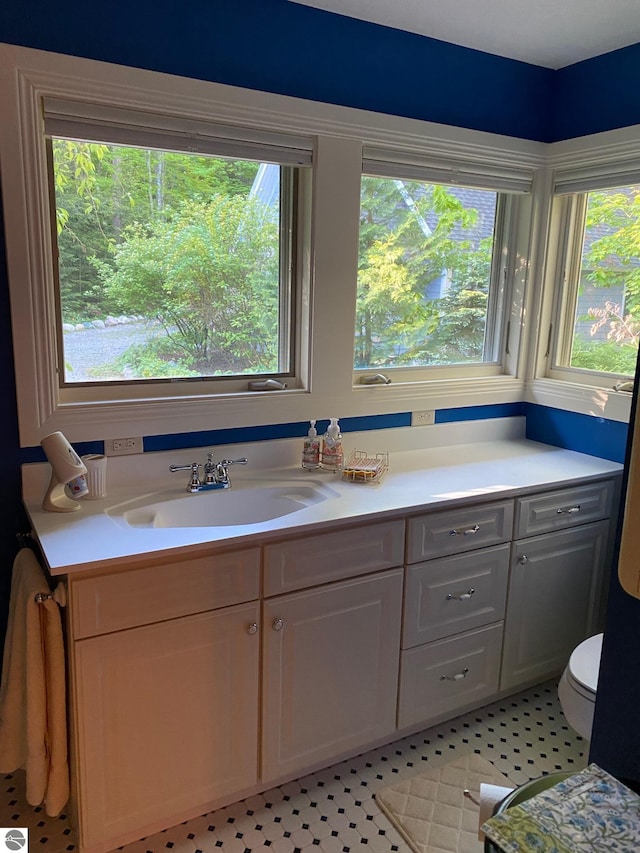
[518,555,528,565]
[449,524,480,537]
[556,505,581,514]
[247,622,258,636]
[272,618,284,631]
[440,667,469,682]
[446,588,475,601]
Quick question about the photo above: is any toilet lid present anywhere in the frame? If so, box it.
[568,633,603,693]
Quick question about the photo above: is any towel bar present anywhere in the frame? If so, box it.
[17,532,64,605]
[34,582,67,607]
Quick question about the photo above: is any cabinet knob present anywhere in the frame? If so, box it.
[272,618,284,631]
[247,622,258,635]
[449,524,480,536]
[518,555,529,564]
[440,667,469,682]
[446,588,475,601]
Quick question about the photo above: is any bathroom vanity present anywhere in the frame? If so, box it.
[22,432,622,853]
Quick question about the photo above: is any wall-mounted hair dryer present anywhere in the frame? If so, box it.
[40,431,88,512]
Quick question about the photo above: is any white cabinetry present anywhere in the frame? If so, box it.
[261,520,404,782]
[68,549,261,853]
[63,475,619,853]
[75,605,260,852]
[399,501,512,729]
[500,479,615,691]
[262,569,403,782]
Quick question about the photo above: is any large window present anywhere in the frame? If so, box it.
[356,175,503,373]
[549,184,640,384]
[49,137,300,387]
[0,48,538,446]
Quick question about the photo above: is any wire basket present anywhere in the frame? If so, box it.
[341,450,389,484]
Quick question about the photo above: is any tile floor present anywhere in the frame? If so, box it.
[0,680,587,853]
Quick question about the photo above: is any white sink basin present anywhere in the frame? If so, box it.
[107,479,340,529]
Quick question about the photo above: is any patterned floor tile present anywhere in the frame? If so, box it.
[0,680,587,852]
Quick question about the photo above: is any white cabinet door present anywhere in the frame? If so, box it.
[261,569,403,783]
[501,520,609,691]
[73,602,260,852]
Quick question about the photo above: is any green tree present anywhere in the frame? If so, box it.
[97,194,280,374]
[408,237,493,364]
[571,187,640,373]
[52,140,259,321]
[356,177,493,368]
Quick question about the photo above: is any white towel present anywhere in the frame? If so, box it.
[0,548,69,817]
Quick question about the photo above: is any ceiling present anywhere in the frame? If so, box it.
[289,0,640,69]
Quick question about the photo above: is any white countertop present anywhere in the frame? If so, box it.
[23,424,623,576]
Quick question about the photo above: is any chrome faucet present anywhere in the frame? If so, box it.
[170,456,248,492]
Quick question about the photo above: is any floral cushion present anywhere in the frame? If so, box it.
[482,763,640,852]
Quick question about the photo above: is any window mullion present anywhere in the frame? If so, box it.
[553,195,587,369]
[484,194,511,364]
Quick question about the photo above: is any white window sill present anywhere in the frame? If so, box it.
[525,377,632,423]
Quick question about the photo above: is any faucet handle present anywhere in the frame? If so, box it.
[216,457,248,486]
[169,462,202,493]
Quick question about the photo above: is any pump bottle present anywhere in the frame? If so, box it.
[321,418,344,471]
[302,420,321,469]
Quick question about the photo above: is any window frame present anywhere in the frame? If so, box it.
[47,100,314,395]
[353,161,528,385]
[47,135,302,393]
[546,188,639,389]
[0,45,542,447]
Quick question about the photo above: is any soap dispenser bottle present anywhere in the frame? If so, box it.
[302,420,321,469]
[321,418,344,472]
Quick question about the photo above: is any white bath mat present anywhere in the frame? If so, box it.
[375,752,511,853]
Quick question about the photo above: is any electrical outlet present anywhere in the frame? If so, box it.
[412,410,435,426]
[105,437,143,456]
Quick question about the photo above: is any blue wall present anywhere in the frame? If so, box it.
[0,0,554,141]
[553,43,640,141]
[1,0,640,786]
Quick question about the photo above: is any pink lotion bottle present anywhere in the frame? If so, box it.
[302,420,321,469]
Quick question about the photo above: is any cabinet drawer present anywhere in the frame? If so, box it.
[403,543,509,648]
[406,500,513,564]
[263,519,405,596]
[514,479,616,539]
[398,623,503,729]
[70,548,261,639]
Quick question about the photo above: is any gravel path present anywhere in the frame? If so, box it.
[62,322,167,382]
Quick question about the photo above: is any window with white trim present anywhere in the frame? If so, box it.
[547,176,640,386]
[0,48,541,446]
[44,100,311,391]
[355,151,530,381]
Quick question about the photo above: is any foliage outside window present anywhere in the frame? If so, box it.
[554,185,640,379]
[355,175,501,372]
[50,138,295,385]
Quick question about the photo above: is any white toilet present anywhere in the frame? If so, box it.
[558,633,603,740]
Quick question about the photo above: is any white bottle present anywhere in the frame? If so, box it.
[302,420,321,469]
[321,418,344,471]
